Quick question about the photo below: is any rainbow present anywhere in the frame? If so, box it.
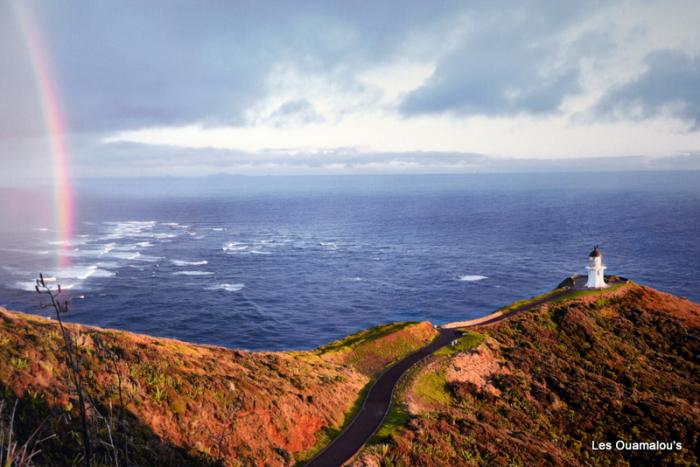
[13,1,74,267]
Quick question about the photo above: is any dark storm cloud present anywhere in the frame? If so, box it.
[598,50,700,128]
[0,1,45,137]
[2,0,699,180]
[399,1,609,117]
[3,0,623,134]
[4,0,695,133]
[6,0,461,134]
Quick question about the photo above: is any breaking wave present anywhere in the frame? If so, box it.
[171,259,209,266]
[206,283,245,292]
[458,275,488,282]
[172,271,214,276]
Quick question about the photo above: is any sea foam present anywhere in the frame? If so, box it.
[223,242,248,252]
[458,275,488,282]
[171,259,208,266]
[172,271,214,276]
[206,283,245,292]
[13,265,115,292]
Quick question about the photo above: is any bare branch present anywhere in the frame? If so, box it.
[35,273,93,466]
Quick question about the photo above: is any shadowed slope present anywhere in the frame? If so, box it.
[0,309,434,466]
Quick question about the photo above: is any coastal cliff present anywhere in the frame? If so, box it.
[357,283,700,466]
[0,309,435,465]
[1,282,698,466]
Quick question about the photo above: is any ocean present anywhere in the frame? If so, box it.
[0,172,698,350]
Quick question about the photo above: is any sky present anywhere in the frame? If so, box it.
[1,0,700,178]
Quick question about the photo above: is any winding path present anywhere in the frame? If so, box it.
[305,327,459,467]
[306,277,615,466]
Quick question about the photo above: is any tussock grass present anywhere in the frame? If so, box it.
[413,370,450,406]
[551,281,628,303]
[435,331,484,357]
[373,402,410,441]
[494,288,563,314]
[294,380,372,465]
[358,283,700,466]
[317,321,438,376]
[317,322,418,354]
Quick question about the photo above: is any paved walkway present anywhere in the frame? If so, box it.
[306,276,618,466]
[306,327,460,467]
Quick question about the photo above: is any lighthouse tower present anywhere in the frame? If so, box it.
[585,246,608,288]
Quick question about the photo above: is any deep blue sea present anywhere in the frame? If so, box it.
[0,172,698,350]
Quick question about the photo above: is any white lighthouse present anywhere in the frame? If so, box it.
[585,246,608,288]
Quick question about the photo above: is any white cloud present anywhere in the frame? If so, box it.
[105,109,700,160]
[356,62,436,104]
[100,0,700,166]
[4,0,700,178]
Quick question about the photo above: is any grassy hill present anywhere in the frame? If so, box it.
[2,282,697,466]
[0,308,436,466]
[357,283,700,466]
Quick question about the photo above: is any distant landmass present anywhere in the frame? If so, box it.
[0,281,697,466]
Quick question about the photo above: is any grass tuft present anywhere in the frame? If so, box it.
[317,322,419,354]
[413,370,451,406]
[373,402,411,441]
[435,331,484,357]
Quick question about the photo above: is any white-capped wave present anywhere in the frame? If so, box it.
[172,271,214,276]
[100,243,116,254]
[223,242,248,252]
[163,222,190,229]
[343,276,364,282]
[14,281,41,292]
[211,227,224,231]
[60,265,116,281]
[0,248,50,256]
[206,283,245,292]
[108,251,143,260]
[13,265,115,292]
[171,259,208,266]
[458,275,488,282]
[134,254,163,262]
[106,251,161,262]
[100,221,158,240]
[104,220,156,228]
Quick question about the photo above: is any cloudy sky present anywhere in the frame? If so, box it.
[2,0,700,178]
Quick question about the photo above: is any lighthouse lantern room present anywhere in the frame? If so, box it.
[585,246,608,289]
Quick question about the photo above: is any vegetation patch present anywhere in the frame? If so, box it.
[413,369,451,406]
[358,283,700,466]
[318,321,439,376]
[373,401,411,441]
[551,281,627,303]
[317,322,418,353]
[493,288,563,315]
[294,379,371,465]
[0,306,372,466]
[435,331,484,356]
